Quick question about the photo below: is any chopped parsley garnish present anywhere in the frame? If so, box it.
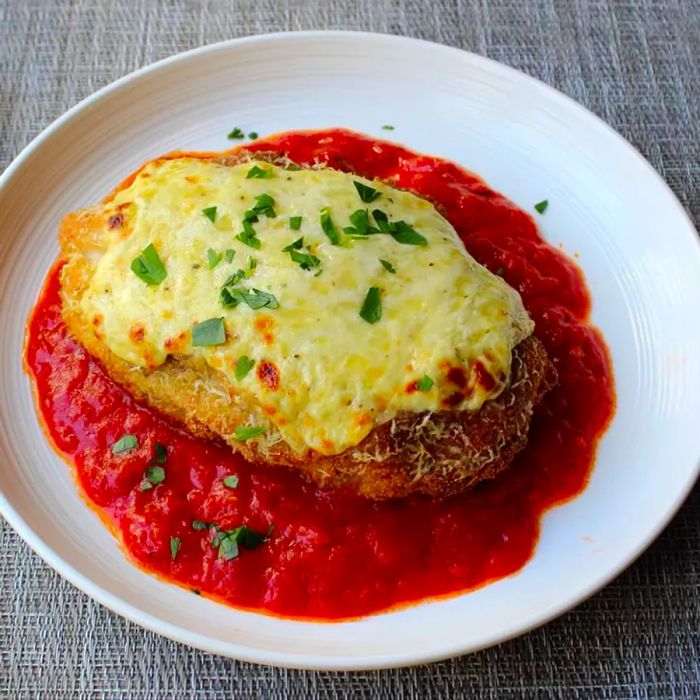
[380,258,396,273]
[248,132,258,139]
[190,520,268,560]
[381,124,395,130]
[390,221,428,246]
[111,434,138,455]
[192,520,209,531]
[236,221,262,249]
[225,248,236,263]
[345,209,379,236]
[139,462,165,492]
[150,443,168,465]
[359,287,382,324]
[371,209,392,232]
[227,127,244,139]
[235,425,267,441]
[320,207,344,246]
[223,474,239,489]
[223,269,246,287]
[145,465,165,485]
[246,256,257,275]
[416,375,434,391]
[353,181,382,203]
[289,216,302,230]
[246,165,274,179]
[251,193,276,218]
[243,209,258,223]
[202,206,218,223]
[130,243,166,285]
[282,237,320,271]
[220,287,279,310]
[534,199,549,214]
[207,248,222,269]
[235,355,255,381]
[192,317,226,346]
[170,536,180,560]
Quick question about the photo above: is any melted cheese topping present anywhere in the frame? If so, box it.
[81,157,534,455]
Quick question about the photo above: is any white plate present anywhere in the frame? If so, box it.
[1,31,699,671]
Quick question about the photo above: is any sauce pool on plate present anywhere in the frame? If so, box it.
[25,129,614,620]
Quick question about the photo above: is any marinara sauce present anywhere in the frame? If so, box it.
[25,130,614,620]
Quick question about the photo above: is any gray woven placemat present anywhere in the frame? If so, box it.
[1,1,698,697]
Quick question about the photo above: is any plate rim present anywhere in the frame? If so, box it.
[1,29,699,671]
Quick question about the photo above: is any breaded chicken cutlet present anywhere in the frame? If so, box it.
[58,150,556,499]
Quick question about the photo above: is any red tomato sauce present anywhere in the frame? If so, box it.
[25,129,614,620]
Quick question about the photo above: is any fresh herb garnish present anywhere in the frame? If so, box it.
[246,256,257,276]
[227,127,244,139]
[251,193,276,218]
[320,207,344,246]
[345,209,379,236]
[170,536,180,560]
[130,244,167,285]
[390,221,428,246]
[371,209,391,232]
[216,524,268,560]
[235,425,267,441]
[246,165,274,179]
[248,132,258,139]
[111,434,138,455]
[150,443,168,465]
[223,474,239,489]
[220,287,279,310]
[202,206,218,223]
[282,238,320,271]
[225,248,236,263]
[289,216,302,230]
[222,269,246,287]
[235,221,262,249]
[359,287,382,324]
[379,259,396,273]
[353,181,382,203]
[416,375,434,391]
[534,199,549,214]
[192,520,209,531]
[145,465,165,484]
[235,355,255,381]
[192,317,226,346]
[207,248,222,269]
[381,125,395,130]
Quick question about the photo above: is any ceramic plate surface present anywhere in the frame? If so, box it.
[1,32,699,670]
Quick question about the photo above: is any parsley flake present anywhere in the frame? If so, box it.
[192,317,226,346]
[223,474,239,489]
[534,199,549,214]
[220,287,278,310]
[390,221,428,246]
[320,208,344,246]
[236,221,262,249]
[225,249,236,263]
[380,259,396,273]
[353,181,382,203]
[207,248,222,269]
[130,244,166,285]
[202,206,217,223]
[282,237,320,271]
[416,375,434,391]
[381,124,395,130]
[359,287,382,324]
[111,434,138,455]
[235,355,255,381]
[170,536,180,560]
[246,165,274,179]
[227,127,244,139]
[248,132,258,139]
[235,425,266,441]
[289,216,302,230]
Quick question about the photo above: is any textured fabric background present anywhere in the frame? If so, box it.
[1,1,699,698]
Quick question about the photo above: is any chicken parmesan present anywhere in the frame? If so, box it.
[58,150,554,497]
[26,129,614,618]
